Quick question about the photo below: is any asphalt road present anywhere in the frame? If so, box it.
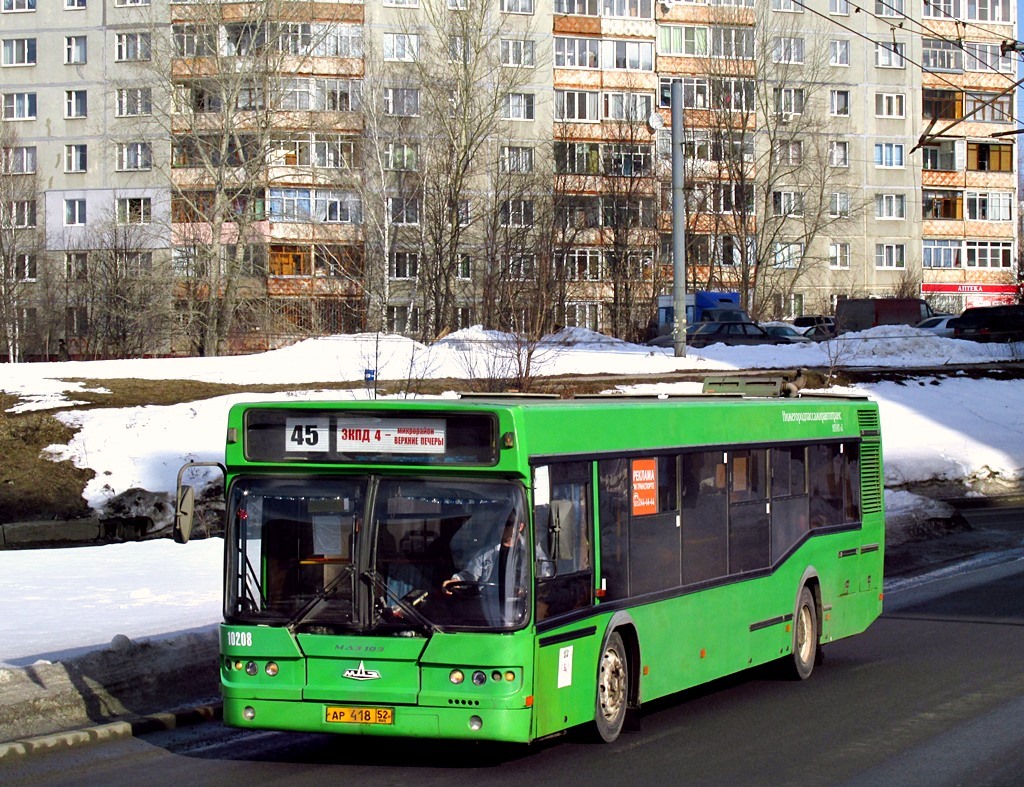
[5,547,1024,787]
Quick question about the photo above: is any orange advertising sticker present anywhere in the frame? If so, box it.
[631,458,658,517]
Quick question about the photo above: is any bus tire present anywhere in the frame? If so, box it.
[594,631,628,742]
[788,586,818,681]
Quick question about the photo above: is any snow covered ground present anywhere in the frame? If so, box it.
[1,326,1022,667]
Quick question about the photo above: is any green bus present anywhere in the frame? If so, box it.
[175,387,883,743]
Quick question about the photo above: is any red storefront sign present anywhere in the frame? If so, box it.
[920,283,1018,295]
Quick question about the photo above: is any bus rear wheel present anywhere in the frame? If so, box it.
[594,631,628,742]
[788,586,818,680]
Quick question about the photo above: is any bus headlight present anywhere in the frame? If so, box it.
[449,669,465,684]
[265,661,279,677]
[245,661,258,676]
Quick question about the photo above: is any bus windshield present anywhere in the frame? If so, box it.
[225,476,531,633]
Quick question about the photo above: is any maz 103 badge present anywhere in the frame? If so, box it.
[285,416,448,455]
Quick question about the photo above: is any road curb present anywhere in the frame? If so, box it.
[0,702,222,762]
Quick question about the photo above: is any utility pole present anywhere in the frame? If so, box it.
[670,80,687,358]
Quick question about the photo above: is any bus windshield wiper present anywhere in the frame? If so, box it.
[360,570,441,635]
[286,566,353,633]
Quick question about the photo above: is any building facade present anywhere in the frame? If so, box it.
[1,0,1019,359]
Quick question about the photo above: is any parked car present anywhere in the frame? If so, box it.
[761,322,813,343]
[914,315,958,338]
[953,305,1024,343]
[687,321,784,349]
[792,315,837,337]
[799,324,836,342]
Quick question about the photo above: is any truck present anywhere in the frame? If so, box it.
[834,298,934,333]
[657,291,750,327]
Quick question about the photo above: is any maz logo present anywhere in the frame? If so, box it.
[343,660,382,681]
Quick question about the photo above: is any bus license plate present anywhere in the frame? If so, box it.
[325,706,394,725]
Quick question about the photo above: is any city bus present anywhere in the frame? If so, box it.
[174,385,884,744]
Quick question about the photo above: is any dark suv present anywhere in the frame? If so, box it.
[953,305,1024,343]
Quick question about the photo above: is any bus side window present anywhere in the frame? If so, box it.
[536,462,593,620]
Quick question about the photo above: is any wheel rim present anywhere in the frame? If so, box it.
[795,603,813,665]
[598,644,626,723]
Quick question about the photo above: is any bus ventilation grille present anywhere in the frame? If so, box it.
[860,443,883,514]
[857,408,881,435]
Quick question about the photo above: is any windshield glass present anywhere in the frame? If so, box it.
[371,478,530,631]
[226,477,366,629]
[225,475,531,632]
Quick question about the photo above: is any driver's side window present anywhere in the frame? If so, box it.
[534,462,593,620]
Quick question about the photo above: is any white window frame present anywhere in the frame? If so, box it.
[2,37,37,66]
[555,90,600,122]
[504,92,536,120]
[3,0,37,11]
[874,243,906,269]
[389,251,419,280]
[829,40,849,66]
[830,192,851,218]
[875,193,907,219]
[65,35,87,64]
[2,91,37,120]
[383,33,418,62]
[64,144,87,173]
[502,146,534,173]
[829,242,851,269]
[875,92,905,118]
[116,87,153,117]
[966,191,1013,221]
[2,145,36,173]
[875,42,906,69]
[923,239,961,269]
[117,142,152,171]
[874,142,905,168]
[829,140,850,167]
[65,89,87,119]
[773,36,805,64]
[554,37,600,69]
[388,196,420,225]
[830,90,850,116]
[500,0,534,13]
[115,32,151,62]
[501,38,536,67]
[65,198,87,226]
[116,196,152,225]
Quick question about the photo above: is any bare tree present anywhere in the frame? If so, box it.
[0,123,44,362]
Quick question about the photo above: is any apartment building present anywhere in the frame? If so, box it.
[0,0,1018,359]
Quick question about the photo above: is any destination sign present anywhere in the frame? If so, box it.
[336,418,447,454]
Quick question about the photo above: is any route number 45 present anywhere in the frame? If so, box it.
[285,417,330,452]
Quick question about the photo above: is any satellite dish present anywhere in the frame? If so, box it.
[647,112,664,131]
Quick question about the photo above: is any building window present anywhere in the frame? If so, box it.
[383,33,418,62]
[964,240,1012,268]
[65,198,86,226]
[922,39,962,72]
[923,0,957,17]
[828,141,849,167]
[117,142,153,171]
[500,0,534,13]
[387,305,419,334]
[504,92,535,120]
[117,197,152,224]
[501,146,534,173]
[922,189,963,220]
[773,87,804,115]
[116,87,153,117]
[830,0,849,12]
[773,37,804,64]
[923,89,961,120]
[389,197,420,225]
[829,242,851,269]
[314,190,360,223]
[555,0,599,13]
[500,199,535,227]
[2,92,36,120]
[658,25,707,56]
[923,239,961,269]
[65,36,87,64]
[501,38,535,66]
[829,40,849,65]
[601,39,654,70]
[965,191,1013,221]
[965,92,1013,123]
[115,32,151,62]
[922,142,957,171]
[504,254,536,280]
[774,140,803,165]
[2,38,36,66]
[874,143,905,168]
[12,253,37,281]
[3,0,37,10]
[383,87,419,117]
[173,24,217,58]
[875,0,903,16]
[965,0,1010,22]
[389,251,419,280]
[2,145,35,173]
[555,90,600,122]
[830,192,851,218]
[2,200,35,227]
[65,90,87,118]
[875,42,905,68]
[773,0,801,10]
[875,193,906,219]
[772,242,804,268]
[384,142,418,171]
[555,36,599,68]
[830,90,850,116]
[65,144,87,173]
[875,243,905,269]
[712,27,755,59]
[65,0,86,8]
[875,92,905,118]
[603,92,653,121]
[602,0,652,18]
[772,191,804,217]
[967,142,1013,172]
[65,251,88,279]
[312,137,355,169]
[964,42,1013,73]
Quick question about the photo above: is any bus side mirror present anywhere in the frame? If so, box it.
[175,485,195,544]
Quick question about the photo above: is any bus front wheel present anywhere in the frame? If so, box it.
[788,586,818,680]
[594,631,628,742]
